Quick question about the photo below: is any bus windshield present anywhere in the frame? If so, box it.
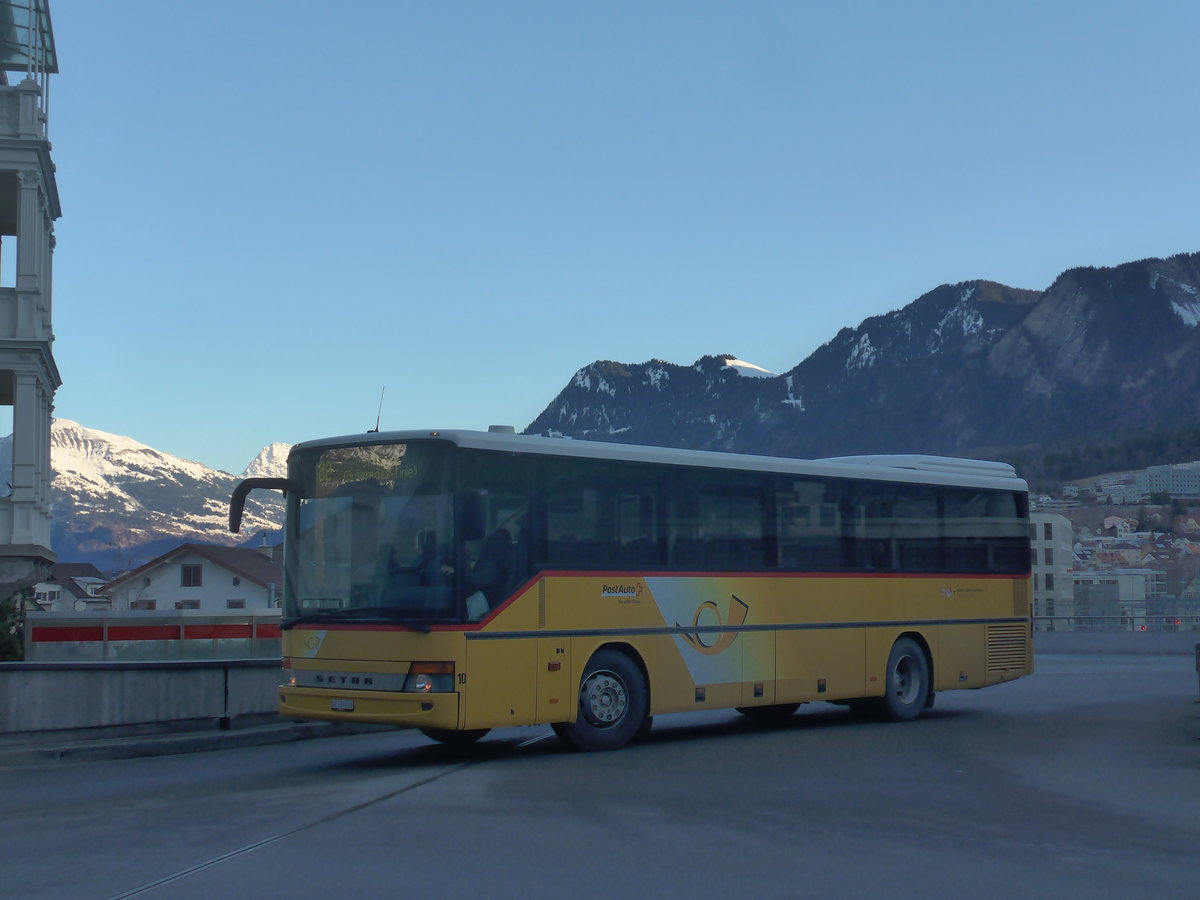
[283,441,459,625]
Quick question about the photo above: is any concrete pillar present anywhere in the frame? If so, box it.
[15,170,43,340]
[15,77,43,141]
[5,371,51,549]
[40,389,52,504]
[11,373,37,500]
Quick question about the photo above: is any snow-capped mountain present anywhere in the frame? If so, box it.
[0,421,287,570]
[526,251,1200,480]
[721,358,776,378]
[240,442,291,480]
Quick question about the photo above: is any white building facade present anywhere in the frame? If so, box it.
[1071,568,1166,628]
[1137,463,1200,500]
[1031,512,1075,628]
[105,544,282,612]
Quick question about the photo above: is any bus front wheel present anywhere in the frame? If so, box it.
[881,637,930,722]
[553,649,648,752]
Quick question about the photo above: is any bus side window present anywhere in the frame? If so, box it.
[942,489,989,572]
[456,451,536,599]
[612,490,660,567]
[940,489,1029,575]
[667,470,769,571]
[544,458,661,571]
[893,490,940,573]
[777,478,841,572]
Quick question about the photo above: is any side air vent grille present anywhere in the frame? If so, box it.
[987,623,1028,672]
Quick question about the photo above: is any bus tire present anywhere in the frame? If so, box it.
[636,715,654,741]
[419,727,490,746]
[552,648,648,752]
[881,637,930,722]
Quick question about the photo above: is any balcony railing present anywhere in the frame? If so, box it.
[0,78,46,140]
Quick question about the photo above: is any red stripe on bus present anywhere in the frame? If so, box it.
[537,569,1026,580]
[31,626,104,642]
[256,624,281,638]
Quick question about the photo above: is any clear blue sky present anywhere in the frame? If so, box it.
[43,1,1200,474]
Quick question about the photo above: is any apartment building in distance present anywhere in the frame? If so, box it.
[1031,512,1075,628]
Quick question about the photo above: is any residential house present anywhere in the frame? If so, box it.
[1096,541,1144,568]
[1102,515,1134,537]
[31,563,111,611]
[1180,574,1200,602]
[105,543,283,612]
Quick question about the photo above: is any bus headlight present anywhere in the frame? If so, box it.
[403,661,455,693]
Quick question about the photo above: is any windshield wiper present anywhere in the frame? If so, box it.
[281,610,346,629]
[325,606,433,633]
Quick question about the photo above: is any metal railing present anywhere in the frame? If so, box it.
[1034,615,1200,633]
[23,610,282,661]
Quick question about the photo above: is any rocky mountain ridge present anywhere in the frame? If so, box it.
[526,252,1200,478]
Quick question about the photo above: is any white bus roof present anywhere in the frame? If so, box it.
[292,430,1028,493]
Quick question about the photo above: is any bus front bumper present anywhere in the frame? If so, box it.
[278,686,460,730]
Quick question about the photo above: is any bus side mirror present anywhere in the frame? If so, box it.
[457,491,486,542]
[230,477,299,533]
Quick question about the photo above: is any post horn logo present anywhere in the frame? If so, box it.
[303,630,328,657]
[679,594,749,655]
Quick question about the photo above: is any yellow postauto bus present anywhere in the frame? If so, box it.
[230,429,1032,751]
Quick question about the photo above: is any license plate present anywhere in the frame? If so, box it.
[330,698,354,711]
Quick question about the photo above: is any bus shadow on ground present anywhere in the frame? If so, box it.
[641,703,976,747]
[325,703,980,771]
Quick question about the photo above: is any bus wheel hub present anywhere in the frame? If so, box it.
[582,672,627,726]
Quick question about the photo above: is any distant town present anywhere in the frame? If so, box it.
[1032,461,1200,630]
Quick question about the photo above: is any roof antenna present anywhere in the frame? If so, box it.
[369,387,385,433]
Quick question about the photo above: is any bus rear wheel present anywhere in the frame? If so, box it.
[419,727,490,746]
[552,648,648,752]
[881,637,930,722]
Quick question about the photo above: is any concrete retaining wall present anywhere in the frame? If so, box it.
[0,659,280,735]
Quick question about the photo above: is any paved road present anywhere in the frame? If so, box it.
[2,654,1198,899]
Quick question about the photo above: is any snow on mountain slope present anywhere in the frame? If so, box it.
[0,420,286,568]
[721,357,776,377]
[51,418,227,506]
[240,442,292,479]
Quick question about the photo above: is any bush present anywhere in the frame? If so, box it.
[0,591,26,661]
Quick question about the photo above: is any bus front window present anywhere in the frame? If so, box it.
[283,441,459,624]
